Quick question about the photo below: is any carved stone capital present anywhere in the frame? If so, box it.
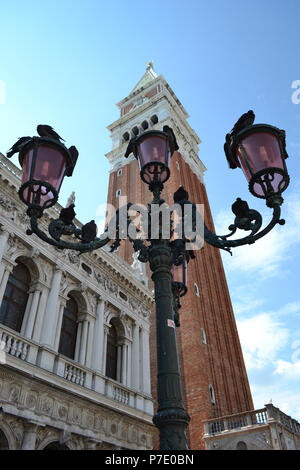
[0,225,10,237]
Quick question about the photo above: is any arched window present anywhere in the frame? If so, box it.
[43,441,69,450]
[0,429,9,450]
[194,282,200,297]
[0,262,30,332]
[58,296,78,360]
[236,441,248,450]
[106,322,118,380]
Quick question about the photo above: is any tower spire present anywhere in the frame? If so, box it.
[146,60,154,70]
[130,62,158,94]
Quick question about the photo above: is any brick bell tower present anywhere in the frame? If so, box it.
[105,63,254,449]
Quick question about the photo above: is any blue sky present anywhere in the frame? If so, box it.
[1,0,300,420]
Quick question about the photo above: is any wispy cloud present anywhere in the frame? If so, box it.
[274,359,300,378]
[231,285,266,316]
[235,300,300,421]
[237,312,289,370]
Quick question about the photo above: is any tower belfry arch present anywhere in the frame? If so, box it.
[105,64,254,449]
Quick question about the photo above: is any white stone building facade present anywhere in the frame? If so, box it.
[0,152,155,450]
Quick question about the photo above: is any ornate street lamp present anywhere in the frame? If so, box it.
[18,136,78,215]
[7,110,290,450]
[225,118,289,207]
[125,126,179,196]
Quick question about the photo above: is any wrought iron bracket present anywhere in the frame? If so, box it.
[26,215,111,253]
[203,197,285,255]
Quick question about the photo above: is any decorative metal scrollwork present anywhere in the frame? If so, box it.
[203,197,285,255]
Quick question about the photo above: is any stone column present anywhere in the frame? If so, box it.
[0,264,13,306]
[141,327,151,394]
[40,267,62,348]
[0,228,9,258]
[117,342,122,382]
[32,285,49,342]
[24,287,41,339]
[74,321,83,362]
[102,324,109,375]
[85,315,95,369]
[0,228,10,284]
[126,339,132,388]
[121,341,127,385]
[21,422,39,450]
[79,317,89,365]
[20,290,34,336]
[131,321,140,390]
[54,299,67,351]
[91,298,105,372]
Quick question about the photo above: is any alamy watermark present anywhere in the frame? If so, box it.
[291,80,300,104]
[99,196,205,251]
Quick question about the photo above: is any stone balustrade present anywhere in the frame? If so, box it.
[0,324,153,416]
[204,409,268,436]
[0,329,29,361]
[64,362,86,386]
[112,384,130,405]
[266,404,300,434]
[203,406,300,437]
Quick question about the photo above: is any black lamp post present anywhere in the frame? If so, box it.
[171,258,188,328]
[7,110,290,450]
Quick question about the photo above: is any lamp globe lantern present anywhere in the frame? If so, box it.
[125,125,179,194]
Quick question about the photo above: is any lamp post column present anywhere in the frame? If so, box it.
[149,239,190,450]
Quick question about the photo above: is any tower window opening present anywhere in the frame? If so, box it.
[201,328,207,344]
[194,282,200,297]
[209,384,216,404]
[150,114,158,125]
[116,189,122,198]
[131,126,139,137]
[122,132,129,143]
[117,168,122,177]
[141,120,149,130]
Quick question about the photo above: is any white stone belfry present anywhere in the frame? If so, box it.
[105,63,206,183]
